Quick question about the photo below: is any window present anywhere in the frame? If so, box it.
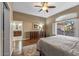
[57,19,75,36]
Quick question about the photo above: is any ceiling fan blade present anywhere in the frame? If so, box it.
[48,6,56,8]
[41,2,45,7]
[35,6,42,7]
[46,10,48,13]
[39,9,42,12]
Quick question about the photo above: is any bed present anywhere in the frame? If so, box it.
[37,35,79,56]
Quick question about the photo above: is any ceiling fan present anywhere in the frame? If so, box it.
[35,2,56,13]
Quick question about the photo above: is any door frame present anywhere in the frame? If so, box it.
[3,2,10,56]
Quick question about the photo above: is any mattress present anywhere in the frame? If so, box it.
[37,35,79,56]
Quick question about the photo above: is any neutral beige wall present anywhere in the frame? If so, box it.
[13,12,46,39]
[46,16,55,36]
[13,5,79,37]
[46,5,79,36]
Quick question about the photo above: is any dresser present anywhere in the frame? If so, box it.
[30,31,46,40]
[23,31,46,46]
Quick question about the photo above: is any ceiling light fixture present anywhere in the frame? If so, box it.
[35,2,56,13]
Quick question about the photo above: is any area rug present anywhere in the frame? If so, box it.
[23,44,40,56]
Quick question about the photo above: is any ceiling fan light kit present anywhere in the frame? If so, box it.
[35,2,56,13]
[42,6,48,11]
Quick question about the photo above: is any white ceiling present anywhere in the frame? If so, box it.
[13,2,79,18]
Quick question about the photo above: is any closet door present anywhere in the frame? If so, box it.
[0,2,3,56]
[3,3,10,56]
[0,3,1,56]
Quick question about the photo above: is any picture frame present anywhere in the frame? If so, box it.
[32,23,39,30]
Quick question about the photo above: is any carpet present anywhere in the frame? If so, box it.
[23,44,40,56]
